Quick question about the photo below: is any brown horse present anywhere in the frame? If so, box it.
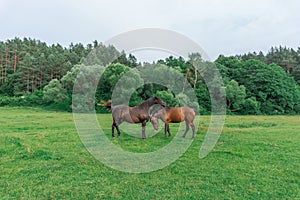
[102,97,166,139]
[150,106,196,138]
[97,100,112,110]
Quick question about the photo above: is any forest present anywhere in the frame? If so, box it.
[0,37,299,115]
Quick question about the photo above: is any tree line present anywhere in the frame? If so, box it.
[0,37,299,114]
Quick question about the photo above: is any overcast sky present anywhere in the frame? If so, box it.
[1,0,299,61]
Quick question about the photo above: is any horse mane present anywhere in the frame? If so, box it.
[164,106,171,110]
[137,97,155,108]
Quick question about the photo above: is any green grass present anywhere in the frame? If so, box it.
[0,107,299,199]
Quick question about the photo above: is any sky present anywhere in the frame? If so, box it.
[0,0,299,61]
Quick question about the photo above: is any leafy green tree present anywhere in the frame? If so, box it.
[43,79,68,104]
[291,65,300,85]
[216,57,300,114]
[84,43,120,66]
[242,61,299,114]
[239,46,300,85]
[226,80,246,112]
[60,64,81,93]
[241,97,260,115]
[187,52,204,89]
[266,46,298,73]
[15,53,35,94]
[194,82,210,114]
[0,38,92,96]
[111,67,143,105]
[72,65,105,112]
[155,90,178,107]
[112,51,138,68]
[96,63,131,101]
[176,93,199,112]
[0,74,17,96]
[161,56,189,74]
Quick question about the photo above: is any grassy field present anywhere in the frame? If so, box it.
[0,107,299,199]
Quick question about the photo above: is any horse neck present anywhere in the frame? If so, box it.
[154,109,167,122]
[153,111,162,119]
[137,98,154,110]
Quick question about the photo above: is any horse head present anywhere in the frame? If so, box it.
[150,116,159,130]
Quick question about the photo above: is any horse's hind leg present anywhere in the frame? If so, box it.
[112,123,115,137]
[112,120,121,137]
[182,121,190,138]
[116,126,121,137]
[191,123,195,139]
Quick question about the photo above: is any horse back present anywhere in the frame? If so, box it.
[166,108,185,123]
[112,105,132,123]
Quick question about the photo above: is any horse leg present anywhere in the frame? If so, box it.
[112,122,116,138]
[116,125,121,137]
[164,123,168,136]
[167,123,171,137]
[112,119,121,138]
[191,123,195,139]
[142,120,147,139]
[182,121,190,138]
[164,122,170,137]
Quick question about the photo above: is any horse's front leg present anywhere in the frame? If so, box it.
[164,123,168,136]
[142,120,147,139]
[167,123,171,137]
[112,123,115,138]
[164,122,171,137]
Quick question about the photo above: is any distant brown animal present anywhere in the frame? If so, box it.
[150,106,196,139]
[97,100,112,110]
[100,97,166,139]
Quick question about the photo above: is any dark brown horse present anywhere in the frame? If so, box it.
[101,97,166,139]
[150,106,196,138]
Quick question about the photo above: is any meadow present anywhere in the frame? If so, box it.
[0,107,299,199]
